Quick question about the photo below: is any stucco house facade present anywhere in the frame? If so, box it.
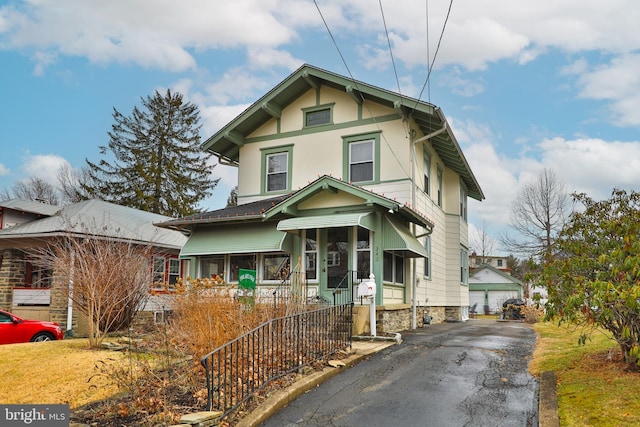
[0,199,188,334]
[157,64,484,328]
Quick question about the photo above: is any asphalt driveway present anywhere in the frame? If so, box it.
[260,319,538,427]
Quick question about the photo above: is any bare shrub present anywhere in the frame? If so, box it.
[522,304,544,324]
[27,234,152,348]
[166,278,285,359]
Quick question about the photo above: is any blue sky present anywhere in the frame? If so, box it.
[2,0,640,251]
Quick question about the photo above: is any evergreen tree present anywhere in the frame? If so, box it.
[84,89,218,217]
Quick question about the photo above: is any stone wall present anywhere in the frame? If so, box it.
[352,304,466,335]
[0,249,24,309]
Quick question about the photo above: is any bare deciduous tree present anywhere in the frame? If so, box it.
[3,176,59,205]
[28,233,152,348]
[470,220,496,264]
[502,168,570,262]
[57,164,91,205]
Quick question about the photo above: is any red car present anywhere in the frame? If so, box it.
[0,309,64,344]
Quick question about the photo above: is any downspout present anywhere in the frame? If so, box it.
[410,119,447,329]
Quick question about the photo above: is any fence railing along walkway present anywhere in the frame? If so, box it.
[200,303,353,417]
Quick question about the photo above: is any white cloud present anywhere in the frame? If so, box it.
[0,0,299,73]
[20,153,70,184]
[0,163,10,176]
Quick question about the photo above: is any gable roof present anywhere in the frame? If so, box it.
[0,199,187,250]
[202,64,483,201]
[469,263,523,286]
[155,175,434,232]
[0,199,61,216]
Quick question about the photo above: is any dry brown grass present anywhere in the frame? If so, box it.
[0,338,126,408]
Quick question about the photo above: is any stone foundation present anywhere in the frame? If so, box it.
[353,304,464,335]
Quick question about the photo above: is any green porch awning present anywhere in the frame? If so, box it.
[382,217,429,258]
[277,212,375,232]
[180,223,292,256]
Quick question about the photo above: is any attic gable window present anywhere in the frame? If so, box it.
[303,104,334,128]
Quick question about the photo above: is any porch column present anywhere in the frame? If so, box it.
[0,249,24,310]
[49,268,73,332]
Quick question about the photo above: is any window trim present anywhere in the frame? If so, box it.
[260,145,293,194]
[437,165,443,207]
[460,247,469,285]
[460,179,468,221]
[342,131,381,184]
[423,236,431,278]
[423,146,431,196]
[302,103,334,128]
[383,250,405,286]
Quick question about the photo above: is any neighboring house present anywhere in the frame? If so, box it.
[469,252,511,273]
[157,64,484,328]
[469,264,523,314]
[0,199,188,334]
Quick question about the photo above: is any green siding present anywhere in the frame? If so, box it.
[181,223,292,256]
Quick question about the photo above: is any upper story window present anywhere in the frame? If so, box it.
[267,152,288,192]
[437,166,443,207]
[349,140,374,182]
[261,145,293,194]
[303,104,334,128]
[423,146,431,195]
[460,181,468,221]
[342,132,381,184]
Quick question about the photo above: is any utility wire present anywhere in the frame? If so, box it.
[425,0,431,104]
[379,0,403,104]
[313,0,413,181]
[415,0,454,108]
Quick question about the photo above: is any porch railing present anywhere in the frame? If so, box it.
[200,303,353,417]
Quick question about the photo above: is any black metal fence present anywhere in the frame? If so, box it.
[200,303,353,416]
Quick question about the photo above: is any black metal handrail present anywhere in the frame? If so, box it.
[200,303,353,417]
[331,270,359,306]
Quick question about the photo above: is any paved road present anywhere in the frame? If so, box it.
[260,319,538,427]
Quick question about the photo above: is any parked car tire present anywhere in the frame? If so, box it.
[31,332,55,342]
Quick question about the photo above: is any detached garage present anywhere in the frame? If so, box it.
[469,264,523,315]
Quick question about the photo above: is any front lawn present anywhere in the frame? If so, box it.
[530,321,640,426]
[0,338,125,408]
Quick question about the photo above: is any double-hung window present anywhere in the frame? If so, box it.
[460,181,468,221]
[423,146,431,195]
[262,145,292,193]
[343,132,380,184]
[267,152,287,192]
[349,140,373,182]
[423,236,431,278]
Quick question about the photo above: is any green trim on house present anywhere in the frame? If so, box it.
[342,131,381,185]
[242,114,399,144]
[302,103,335,128]
[180,223,293,256]
[277,212,375,232]
[260,144,294,194]
[382,217,428,258]
[201,64,483,201]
